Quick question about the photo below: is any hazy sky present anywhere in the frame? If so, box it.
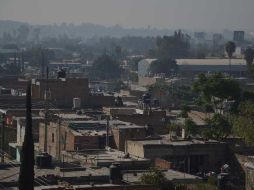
[0,0,253,31]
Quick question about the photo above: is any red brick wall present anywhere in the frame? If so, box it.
[117,112,168,134]
[32,78,89,107]
[155,158,172,170]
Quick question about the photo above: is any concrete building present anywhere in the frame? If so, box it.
[39,117,151,158]
[111,123,147,151]
[39,120,111,158]
[103,107,136,117]
[138,76,165,87]
[0,77,28,90]
[127,137,228,174]
[234,31,245,42]
[111,109,168,135]
[123,169,201,187]
[31,78,89,107]
[194,32,206,40]
[177,59,246,77]
[9,116,44,161]
[49,61,82,70]
[213,33,223,44]
[138,58,246,79]
[138,59,156,77]
[63,149,151,170]
[87,93,115,107]
[0,161,157,190]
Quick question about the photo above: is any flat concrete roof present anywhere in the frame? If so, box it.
[169,110,213,126]
[58,113,92,120]
[0,163,109,183]
[130,136,222,147]
[63,149,149,163]
[123,169,201,184]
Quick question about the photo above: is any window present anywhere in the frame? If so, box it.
[52,133,55,143]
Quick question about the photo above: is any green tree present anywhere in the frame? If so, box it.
[244,48,254,77]
[128,57,142,71]
[193,73,241,113]
[167,123,181,134]
[112,80,126,92]
[180,104,191,118]
[140,167,166,187]
[195,43,209,59]
[18,82,34,190]
[184,118,198,137]
[149,58,177,76]
[233,101,254,145]
[156,30,190,59]
[204,113,232,141]
[89,54,122,80]
[172,85,197,106]
[225,41,236,76]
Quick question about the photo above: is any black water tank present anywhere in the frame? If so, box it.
[36,153,52,169]
[110,163,122,184]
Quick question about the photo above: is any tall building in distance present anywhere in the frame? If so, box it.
[233,31,245,42]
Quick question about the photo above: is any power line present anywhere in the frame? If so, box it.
[0,152,49,186]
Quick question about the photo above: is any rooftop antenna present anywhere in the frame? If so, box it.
[43,67,49,153]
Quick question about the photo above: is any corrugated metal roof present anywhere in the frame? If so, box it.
[177,59,246,66]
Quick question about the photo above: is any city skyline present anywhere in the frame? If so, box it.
[0,0,254,32]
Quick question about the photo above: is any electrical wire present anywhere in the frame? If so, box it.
[0,152,48,186]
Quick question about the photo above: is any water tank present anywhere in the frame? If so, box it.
[109,163,122,184]
[36,153,52,169]
[73,97,81,109]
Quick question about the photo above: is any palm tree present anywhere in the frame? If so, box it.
[225,41,236,77]
[244,48,254,78]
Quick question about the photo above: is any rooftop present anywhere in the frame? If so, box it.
[169,110,213,126]
[57,113,92,120]
[130,136,222,147]
[65,119,146,136]
[123,169,201,184]
[50,62,82,65]
[63,149,150,165]
[176,59,246,66]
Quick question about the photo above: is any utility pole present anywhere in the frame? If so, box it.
[106,116,109,149]
[1,113,5,163]
[41,50,45,78]
[57,118,61,161]
[44,67,49,153]
[21,50,24,73]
